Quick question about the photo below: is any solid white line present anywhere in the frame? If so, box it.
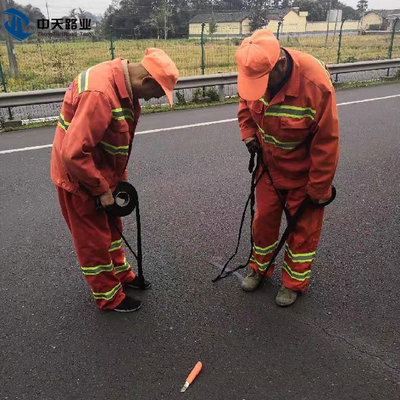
[135,118,237,135]
[0,144,53,154]
[1,94,399,155]
[337,94,400,106]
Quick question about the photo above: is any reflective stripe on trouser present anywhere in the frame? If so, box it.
[108,216,135,283]
[56,187,135,309]
[251,174,325,291]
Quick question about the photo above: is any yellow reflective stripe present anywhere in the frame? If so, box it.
[265,105,316,120]
[257,124,302,150]
[283,261,311,281]
[253,241,278,256]
[311,56,333,87]
[81,262,113,276]
[250,256,274,271]
[99,141,129,156]
[114,259,131,275]
[285,243,316,263]
[271,105,316,114]
[109,239,122,252]
[112,108,134,121]
[92,283,122,300]
[259,98,269,106]
[77,67,92,94]
[57,113,70,132]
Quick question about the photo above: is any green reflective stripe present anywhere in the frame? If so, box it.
[312,57,333,86]
[57,113,70,132]
[265,105,316,120]
[109,239,122,252]
[250,256,274,271]
[257,124,302,150]
[99,141,129,156]
[112,108,134,121]
[259,98,269,106]
[77,67,92,94]
[283,261,311,281]
[92,283,122,300]
[285,243,315,263]
[253,241,278,256]
[114,260,131,275]
[81,262,113,276]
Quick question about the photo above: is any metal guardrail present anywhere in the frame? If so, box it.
[0,59,399,108]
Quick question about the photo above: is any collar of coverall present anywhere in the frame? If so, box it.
[121,59,133,101]
[111,57,133,100]
[270,47,300,101]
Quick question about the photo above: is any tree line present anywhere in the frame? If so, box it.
[99,0,367,39]
[1,0,369,41]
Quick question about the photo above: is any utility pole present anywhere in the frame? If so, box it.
[45,1,50,20]
[163,0,167,40]
[325,0,331,45]
[0,0,18,78]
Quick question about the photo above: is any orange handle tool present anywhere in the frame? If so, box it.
[180,361,202,393]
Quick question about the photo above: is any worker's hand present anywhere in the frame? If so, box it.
[99,189,115,208]
[244,136,260,154]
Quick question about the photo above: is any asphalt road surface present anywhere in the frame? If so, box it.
[1,83,399,400]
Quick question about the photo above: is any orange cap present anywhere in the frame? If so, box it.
[141,48,179,106]
[235,29,280,101]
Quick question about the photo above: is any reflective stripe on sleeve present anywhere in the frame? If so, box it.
[99,141,129,156]
[57,113,70,132]
[112,108,134,121]
[77,67,92,94]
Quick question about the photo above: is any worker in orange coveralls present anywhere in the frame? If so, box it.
[236,29,339,306]
[51,49,178,312]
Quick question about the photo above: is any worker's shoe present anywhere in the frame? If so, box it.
[124,276,152,290]
[241,270,263,292]
[275,286,298,307]
[113,295,142,313]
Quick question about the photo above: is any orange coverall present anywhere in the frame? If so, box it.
[238,49,339,291]
[51,58,141,309]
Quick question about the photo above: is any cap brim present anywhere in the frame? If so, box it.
[237,73,269,101]
[160,83,173,106]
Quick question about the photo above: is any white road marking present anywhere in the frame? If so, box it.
[1,94,399,155]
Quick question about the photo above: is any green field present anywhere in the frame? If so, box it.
[0,34,399,92]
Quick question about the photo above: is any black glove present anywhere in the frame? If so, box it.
[245,138,260,154]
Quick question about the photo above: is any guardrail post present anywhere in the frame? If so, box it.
[218,84,224,102]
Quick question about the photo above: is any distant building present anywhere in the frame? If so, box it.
[266,8,360,35]
[188,11,250,38]
[189,9,361,39]
[362,10,400,31]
